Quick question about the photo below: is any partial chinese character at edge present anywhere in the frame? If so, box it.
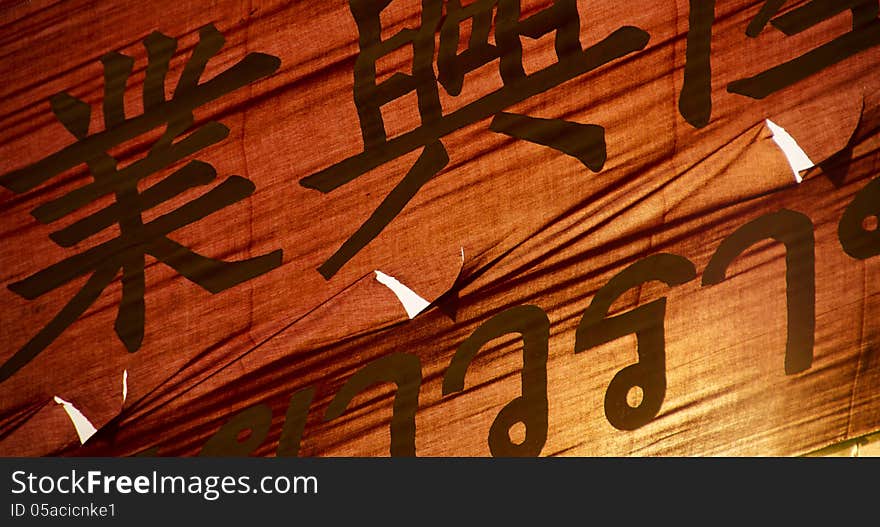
[679,0,880,128]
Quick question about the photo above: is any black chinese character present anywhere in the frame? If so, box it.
[679,1,880,127]
[301,0,650,279]
[0,25,283,382]
[730,0,880,99]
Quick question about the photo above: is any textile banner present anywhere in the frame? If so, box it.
[1,0,879,456]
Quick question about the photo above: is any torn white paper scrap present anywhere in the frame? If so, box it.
[53,396,98,444]
[375,270,431,319]
[765,119,814,183]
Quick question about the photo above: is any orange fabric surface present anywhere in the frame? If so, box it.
[1,0,879,456]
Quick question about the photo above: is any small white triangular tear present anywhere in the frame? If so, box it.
[53,396,98,445]
[375,270,431,319]
[122,369,128,404]
[766,119,814,183]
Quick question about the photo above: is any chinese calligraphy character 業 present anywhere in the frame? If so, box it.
[0,25,283,382]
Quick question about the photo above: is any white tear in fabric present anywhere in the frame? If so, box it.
[122,369,128,404]
[375,270,431,319]
[765,119,814,183]
[53,396,98,445]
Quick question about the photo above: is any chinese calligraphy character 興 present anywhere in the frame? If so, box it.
[0,25,283,382]
[300,0,651,279]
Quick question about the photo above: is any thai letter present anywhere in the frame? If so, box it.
[839,177,880,260]
[576,254,696,431]
[443,305,549,457]
[276,387,316,457]
[199,404,272,456]
[702,209,815,375]
[324,353,422,457]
